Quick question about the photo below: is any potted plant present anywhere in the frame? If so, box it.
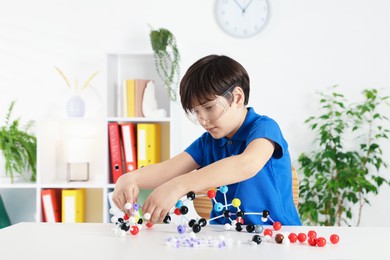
[149,27,181,101]
[297,86,390,226]
[0,101,37,183]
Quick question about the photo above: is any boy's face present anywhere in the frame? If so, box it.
[186,86,246,139]
[185,93,232,125]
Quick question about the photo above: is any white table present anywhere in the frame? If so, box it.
[0,222,388,260]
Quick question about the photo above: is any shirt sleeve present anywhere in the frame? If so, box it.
[184,132,208,166]
[247,117,286,159]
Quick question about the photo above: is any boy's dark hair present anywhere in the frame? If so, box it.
[180,54,250,113]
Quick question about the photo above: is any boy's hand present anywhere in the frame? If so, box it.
[112,173,139,212]
[142,182,183,224]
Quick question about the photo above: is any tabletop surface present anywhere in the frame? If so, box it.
[0,222,388,260]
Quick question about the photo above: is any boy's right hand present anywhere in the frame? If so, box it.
[112,173,140,212]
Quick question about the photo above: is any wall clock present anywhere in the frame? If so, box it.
[215,0,270,38]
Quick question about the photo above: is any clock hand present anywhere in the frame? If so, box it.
[233,0,245,12]
[242,0,255,13]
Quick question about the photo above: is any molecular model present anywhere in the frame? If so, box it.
[109,202,153,236]
[164,185,282,234]
[163,191,208,234]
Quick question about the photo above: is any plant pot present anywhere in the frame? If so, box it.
[67,95,85,117]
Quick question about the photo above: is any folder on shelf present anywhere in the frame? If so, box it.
[61,188,86,223]
[122,79,150,118]
[41,189,61,223]
[120,123,137,172]
[0,194,11,229]
[123,79,135,117]
[108,122,124,183]
[137,123,161,168]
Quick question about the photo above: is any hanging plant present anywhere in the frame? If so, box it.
[149,27,181,101]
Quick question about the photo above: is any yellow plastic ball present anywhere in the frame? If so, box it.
[232,198,241,207]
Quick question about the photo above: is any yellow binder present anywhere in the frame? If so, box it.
[61,188,86,223]
[137,123,161,168]
[124,79,135,117]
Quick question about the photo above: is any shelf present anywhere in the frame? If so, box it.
[3,52,172,225]
[107,117,171,123]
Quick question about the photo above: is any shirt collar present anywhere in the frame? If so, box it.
[216,107,257,146]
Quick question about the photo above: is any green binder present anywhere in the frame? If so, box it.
[0,194,11,229]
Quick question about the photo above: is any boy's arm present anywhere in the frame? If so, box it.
[175,138,275,193]
[112,152,198,210]
[133,152,199,189]
[142,138,275,223]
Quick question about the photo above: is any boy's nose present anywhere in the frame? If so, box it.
[198,117,210,126]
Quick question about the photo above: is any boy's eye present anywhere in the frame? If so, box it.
[204,105,215,112]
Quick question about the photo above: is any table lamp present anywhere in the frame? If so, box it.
[63,137,92,182]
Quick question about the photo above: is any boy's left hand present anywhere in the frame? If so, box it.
[142,182,182,224]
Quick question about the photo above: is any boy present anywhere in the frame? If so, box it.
[113,54,301,226]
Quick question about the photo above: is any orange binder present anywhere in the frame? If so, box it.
[61,188,86,223]
[108,122,124,183]
[134,79,149,117]
[41,189,61,222]
[137,123,161,168]
[120,123,137,172]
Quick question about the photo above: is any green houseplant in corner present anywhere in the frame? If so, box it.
[149,27,181,101]
[298,86,390,226]
[0,101,37,183]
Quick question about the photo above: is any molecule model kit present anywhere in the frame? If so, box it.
[109,202,153,237]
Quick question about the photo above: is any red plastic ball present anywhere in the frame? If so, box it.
[207,189,216,199]
[317,237,326,247]
[307,230,317,238]
[264,228,273,237]
[288,233,298,243]
[123,214,129,221]
[273,221,282,231]
[130,225,139,235]
[174,208,181,215]
[297,233,307,243]
[308,237,317,246]
[236,217,244,224]
[146,222,154,229]
[330,234,340,244]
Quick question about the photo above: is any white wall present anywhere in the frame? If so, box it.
[1,0,389,226]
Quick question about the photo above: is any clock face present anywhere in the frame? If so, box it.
[215,0,270,38]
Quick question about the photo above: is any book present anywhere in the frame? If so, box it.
[108,122,124,183]
[61,188,86,223]
[120,123,137,172]
[41,189,61,222]
[123,79,135,117]
[122,79,150,118]
[0,194,11,229]
[137,123,161,168]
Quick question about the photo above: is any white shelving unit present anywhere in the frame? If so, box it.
[0,53,172,225]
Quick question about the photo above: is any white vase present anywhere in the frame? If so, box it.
[67,95,85,117]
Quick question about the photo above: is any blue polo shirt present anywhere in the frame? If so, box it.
[185,107,301,226]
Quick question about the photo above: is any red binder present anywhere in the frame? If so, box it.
[41,189,61,222]
[120,123,137,172]
[108,122,124,183]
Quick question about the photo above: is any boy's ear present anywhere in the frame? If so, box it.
[233,86,245,106]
